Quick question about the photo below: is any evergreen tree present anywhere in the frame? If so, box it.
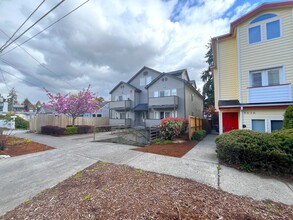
[201,41,214,107]
[7,88,18,111]
[22,98,32,112]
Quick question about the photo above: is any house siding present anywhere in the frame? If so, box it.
[185,86,203,118]
[147,76,185,118]
[128,69,161,104]
[242,108,286,132]
[218,37,239,101]
[239,7,293,103]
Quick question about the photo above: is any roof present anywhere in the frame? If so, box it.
[109,81,141,94]
[145,72,204,100]
[133,103,148,111]
[213,1,293,41]
[165,69,190,81]
[127,66,162,84]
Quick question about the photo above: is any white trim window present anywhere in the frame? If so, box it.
[251,119,266,132]
[153,111,177,119]
[248,13,281,44]
[140,76,152,86]
[153,89,176,97]
[249,67,284,87]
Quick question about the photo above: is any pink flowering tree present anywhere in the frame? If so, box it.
[44,86,103,126]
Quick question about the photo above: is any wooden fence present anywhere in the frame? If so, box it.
[30,114,109,133]
[188,116,203,140]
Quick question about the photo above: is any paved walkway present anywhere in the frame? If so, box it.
[0,131,292,216]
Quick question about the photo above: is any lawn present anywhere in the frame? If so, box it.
[1,162,292,219]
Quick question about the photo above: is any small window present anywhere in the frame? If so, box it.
[171,89,177,96]
[159,91,165,97]
[252,119,265,132]
[271,120,283,131]
[251,72,262,87]
[268,69,279,85]
[249,26,261,44]
[140,78,145,86]
[164,90,170,96]
[154,91,159,97]
[120,112,126,119]
[97,114,102,117]
[154,111,159,119]
[118,96,123,101]
[191,94,194,102]
[146,76,152,85]
[266,20,280,40]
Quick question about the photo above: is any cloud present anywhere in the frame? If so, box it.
[0,0,258,103]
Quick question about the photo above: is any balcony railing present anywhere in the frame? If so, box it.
[248,84,292,103]
[149,96,179,108]
[109,118,132,127]
[109,100,132,110]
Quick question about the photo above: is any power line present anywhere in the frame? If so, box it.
[0,0,66,53]
[0,29,76,89]
[0,0,90,56]
[0,68,10,92]
[0,0,46,51]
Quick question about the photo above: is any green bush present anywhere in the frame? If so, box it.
[152,138,173,145]
[15,116,29,129]
[215,129,293,174]
[65,126,78,135]
[283,106,293,129]
[41,126,65,136]
[191,130,206,141]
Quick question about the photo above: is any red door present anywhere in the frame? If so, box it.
[222,112,238,133]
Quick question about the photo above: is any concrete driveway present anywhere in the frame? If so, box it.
[0,131,292,216]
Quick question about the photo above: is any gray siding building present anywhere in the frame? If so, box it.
[109,66,203,127]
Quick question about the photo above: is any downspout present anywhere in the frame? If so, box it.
[237,26,243,129]
[217,38,223,133]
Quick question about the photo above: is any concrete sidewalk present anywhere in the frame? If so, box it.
[0,132,292,216]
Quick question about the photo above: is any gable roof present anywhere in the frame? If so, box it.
[145,73,203,100]
[127,66,162,84]
[165,69,190,81]
[109,81,141,94]
[213,1,293,41]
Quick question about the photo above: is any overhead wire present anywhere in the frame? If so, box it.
[0,0,89,56]
[0,0,46,51]
[0,68,10,92]
[0,0,66,53]
[0,29,76,89]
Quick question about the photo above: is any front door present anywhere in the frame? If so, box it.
[222,112,238,133]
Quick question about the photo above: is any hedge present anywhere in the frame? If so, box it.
[41,126,65,136]
[215,129,293,174]
[283,106,293,129]
[191,130,206,141]
[65,126,78,135]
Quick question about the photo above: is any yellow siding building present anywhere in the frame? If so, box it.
[212,1,293,134]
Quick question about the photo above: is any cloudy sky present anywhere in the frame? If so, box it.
[0,0,280,104]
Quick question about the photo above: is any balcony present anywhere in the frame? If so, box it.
[109,100,132,110]
[109,118,132,127]
[149,96,179,109]
[248,84,292,103]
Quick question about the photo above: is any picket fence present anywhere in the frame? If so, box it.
[30,114,109,133]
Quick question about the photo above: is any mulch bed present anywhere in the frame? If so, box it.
[1,162,292,220]
[0,136,54,157]
[132,138,196,158]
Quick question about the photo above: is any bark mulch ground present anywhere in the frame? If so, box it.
[132,138,196,158]
[1,162,292,220]
[0,136,54,157]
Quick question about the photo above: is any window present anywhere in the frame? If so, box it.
[266,20,280,40]
[191,94,194,102]
[268,69,279,85]
[252,119,265,132]
[154,111,176,119]
[249,26,261,44]
[251,72,262,87]
[115,95,130,101]
[154,111,159,119]
[250,67,282,87]
[154,91,159,97]
[140,76,152,86]
[171,89,177,96]
[271,120,283,131]
[248,13,280,44]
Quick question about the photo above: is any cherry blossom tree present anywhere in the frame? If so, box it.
[44,86,103,126]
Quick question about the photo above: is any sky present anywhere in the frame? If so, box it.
[0,0,282,104]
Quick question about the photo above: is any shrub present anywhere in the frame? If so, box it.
[283,106,293,129]
[76,125,93,134]
[152,138,173,145]
[65,126,78,135]
[41,125,65,136]
[159,117,186,140]
[215,129,293,174]
[15,116,29,129]
[191,130,206,141]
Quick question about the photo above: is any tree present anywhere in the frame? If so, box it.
[7,88,18,111]
[22,98,32,112]
[283,106,293,129]
[44,86,103,126]
[201,41,214,107]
